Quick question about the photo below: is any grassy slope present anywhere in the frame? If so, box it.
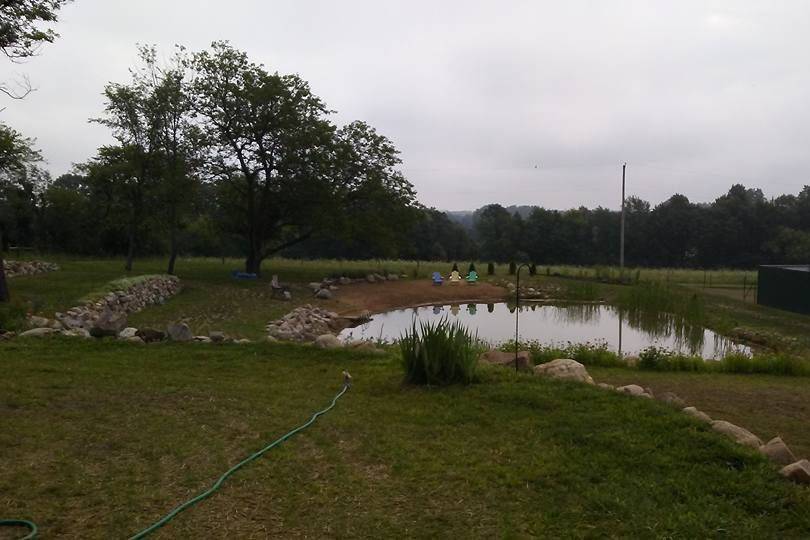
[1,339,809,539]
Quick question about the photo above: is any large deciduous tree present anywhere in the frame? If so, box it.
[0,123,43,301]
[0,0,72,99]
[187,41,416,274]
[92,46,199,273]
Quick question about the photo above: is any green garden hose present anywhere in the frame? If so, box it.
[0,519,37,539]
[1,372,352,540]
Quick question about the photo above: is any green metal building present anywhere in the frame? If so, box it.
[757,265,810,315]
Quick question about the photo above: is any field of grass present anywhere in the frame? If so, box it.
[2,338,809,538]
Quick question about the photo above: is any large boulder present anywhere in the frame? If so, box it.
[616,384,650,398]
[90,308,127,338]
[533,359,594,384]
[167,322,193,342]
[314,334,342,349]
[19,327,58,338]
[480,350,533,371]
[118,327,139,339]
[315,288,333,300]
[136,328,165,343]
[28,316,51,328]
[682,407,712,423]
[710,420,762,449]
[779,460,810,484]
[759,437,797,466]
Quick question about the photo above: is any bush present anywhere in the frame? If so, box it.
[451,262,459,272]
[400,319,480,385]
[487,262,495,275]
[508,261,517,275]
[529,263,537,276]
[468,262,476,273]
[503,340,625,368]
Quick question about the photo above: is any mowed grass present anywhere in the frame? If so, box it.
[1,338,809,539]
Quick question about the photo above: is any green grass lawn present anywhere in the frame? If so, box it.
[1,338,809,539]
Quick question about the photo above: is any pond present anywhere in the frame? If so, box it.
[338,302,750,359]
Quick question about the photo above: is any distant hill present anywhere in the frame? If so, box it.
[445,205,538,232]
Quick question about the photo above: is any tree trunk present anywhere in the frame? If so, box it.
[0,230,8,303]
[125,224,136,272]
[245,251,262,276]
[167,226,178,275]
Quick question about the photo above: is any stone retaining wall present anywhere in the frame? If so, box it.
[55,275,181,331]
[4,260,60,278]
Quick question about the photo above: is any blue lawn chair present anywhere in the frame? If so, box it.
[432,271,444,285]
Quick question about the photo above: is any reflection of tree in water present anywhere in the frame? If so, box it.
[487,303,494,313]
[552,303,603,325]
[467,304,477,315]
[617,306,707,355]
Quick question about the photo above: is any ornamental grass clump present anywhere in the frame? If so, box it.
[400,319,480,385]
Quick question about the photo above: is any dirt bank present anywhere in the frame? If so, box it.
[331,279,508,316]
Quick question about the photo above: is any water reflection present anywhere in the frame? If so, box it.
[338,302,749,359]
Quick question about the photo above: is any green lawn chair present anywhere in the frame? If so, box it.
[466,270,478,284]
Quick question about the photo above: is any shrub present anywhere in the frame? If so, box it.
[529,263,537,275]
[468,262,476,273]
[508,261,517,275]
[451,262,459,272]
[487,262,495,275]
[400,319,480,385]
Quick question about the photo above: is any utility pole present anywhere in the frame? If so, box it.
[620,163,626,274]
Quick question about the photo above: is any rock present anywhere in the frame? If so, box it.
[480,350,533,371]
[315,288,333,300]
[118,327,139,339]
[644,387,655,399]
[657,392,686,408]
[759,437,797,466]
[234,338,251,344]
[136,328,165,343]
[282,291,292,301]
[386,274,399,281]
[597,383,615,390]
[374,273,386,281]
[779,460,810,484]
[314,334,342,349]
[682,407,712,423]
[209,331,226,343]
[167,322,193,342]
[533,359,594,384]
[338,276,352,285]
[28,316,51,328]
[616,384,646,396]
[62,328,91,339]
[329,285,339,291]
[711,420,763,449]
[125,336,145,345]
[308,282,322,291]
[19,327,58,338]
[194,336,212,343]
[90,308,127,337]
[266,335,278,343]
[365,274,376,283]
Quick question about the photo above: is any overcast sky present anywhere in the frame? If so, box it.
[4,0,810,210]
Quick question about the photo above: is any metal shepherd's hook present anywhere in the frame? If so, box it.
[514,263,531,372]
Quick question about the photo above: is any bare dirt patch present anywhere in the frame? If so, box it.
[330,280,507,316]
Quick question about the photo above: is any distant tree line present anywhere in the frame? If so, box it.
[465,185,810,268]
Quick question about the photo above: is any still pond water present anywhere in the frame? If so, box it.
[338,302,749,359]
